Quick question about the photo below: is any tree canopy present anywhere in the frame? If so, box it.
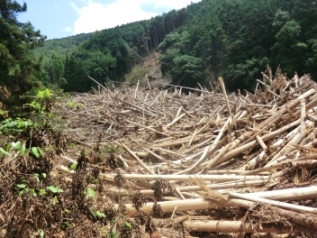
[34,0,317,92]
[0,0,46,115]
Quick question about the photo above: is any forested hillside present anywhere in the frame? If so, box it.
[61,9,186,92]
[179,0,317,91]
[38,0,317,92]
[34,33,91,57]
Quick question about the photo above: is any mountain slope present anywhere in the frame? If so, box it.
[38,0,317,92]
[60,8,188,92]
[34,33,91,57]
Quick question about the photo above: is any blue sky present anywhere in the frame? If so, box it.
[16,0,201,40]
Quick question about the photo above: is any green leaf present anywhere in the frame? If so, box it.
[64,209,71,214]
[0,109,7,116]
[17,184,27,189]
[0,147,10,156]
[11,141,22,150]
[110,231,117,238]
[30,189,37,197]
[70,163,77,170]
[34,173,40,182]
[39,229,45,238]
[19,147,27,156]
[86,187,96,198]
[38,147,44,155]
[90,208,106,219]
[17,184,28,196]
[63,221,72,229]
[39,189,46,196]
[124,222,132,229]
[47,185,64,194]
[31,147,41,158]
[95,210,106,218]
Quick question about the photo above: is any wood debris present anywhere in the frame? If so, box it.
[54,68,317,237]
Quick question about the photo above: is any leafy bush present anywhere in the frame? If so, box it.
[0,118,34,135]
[27,89,54,113]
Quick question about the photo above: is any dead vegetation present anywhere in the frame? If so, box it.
[2,67,317,237]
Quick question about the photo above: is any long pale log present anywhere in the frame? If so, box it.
[229,192,317,213]
[160,83,214,94]
[219,77,232,117]
[245,186,317,200]
[106,180,267,196]
[88,75,107,90]
[183,220,296,233]
[115,198,253,216]
[119,174,269,182]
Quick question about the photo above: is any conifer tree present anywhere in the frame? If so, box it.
[0,0,46,113]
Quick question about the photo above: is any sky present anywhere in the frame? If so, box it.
[16,0,201,40]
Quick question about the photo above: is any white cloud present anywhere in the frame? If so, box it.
[70,0,201,34]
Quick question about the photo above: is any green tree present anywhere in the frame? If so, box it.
[83,50,116,83]
[226,57,269,91]
[289,0,317,78]
[0,0,46,112]
[271,9,304,74]
[62,55,87,92]
[44,52,65,87]
[159,31,206,87]
[171,55,205,87]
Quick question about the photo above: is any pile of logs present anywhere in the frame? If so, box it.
[55,67,317,236]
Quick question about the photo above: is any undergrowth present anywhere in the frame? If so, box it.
[0,88,163,237]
